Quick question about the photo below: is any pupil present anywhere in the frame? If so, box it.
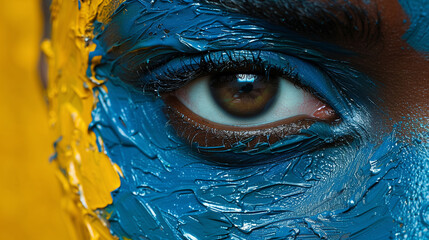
[239,83,253,93]
[209,73,279,118]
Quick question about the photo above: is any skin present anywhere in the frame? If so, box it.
[47,0,429,239]
[346,0,429,124]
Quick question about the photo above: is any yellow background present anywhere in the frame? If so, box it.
[0,1,72,239]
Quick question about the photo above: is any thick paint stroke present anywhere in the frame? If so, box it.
[91,0,382,133]
[46,0,429,239]
[84,1,429,239]
[46,0,125,239]
[398,0,429,53]
[89,75,429,239]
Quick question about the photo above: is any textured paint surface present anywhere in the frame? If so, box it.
[0,1,72,239]
[91,79,417,239]
[46,0,429,239]
[86,0,428,239]
[46,0,124,239]
[398,0,429,52]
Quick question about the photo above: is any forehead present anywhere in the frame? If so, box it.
[97,0,428,54]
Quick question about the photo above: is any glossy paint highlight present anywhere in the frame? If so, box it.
[398,0,429,53]
[89,77,422,239]
[47,0,429,239]
[46,0,125,239]
[84,0,428,239]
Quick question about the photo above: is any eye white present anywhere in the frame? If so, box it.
[175,76,326,127]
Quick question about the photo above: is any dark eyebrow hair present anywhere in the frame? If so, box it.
[202,0,382,48]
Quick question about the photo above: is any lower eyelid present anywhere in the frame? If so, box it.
[163,94,336,150]
[174,76,337,127]
[153,50,343,152]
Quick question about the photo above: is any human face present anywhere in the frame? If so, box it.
[48,0,428,239]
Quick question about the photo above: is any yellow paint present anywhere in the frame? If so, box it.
[0,0,125,238]
[45,0,126,239]
[0,0,72,239]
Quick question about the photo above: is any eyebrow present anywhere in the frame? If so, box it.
[202,0,382,48]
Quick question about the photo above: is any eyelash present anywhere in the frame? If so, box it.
[101,49,347,161]
[131,50,319,99]
[148,50,338,149]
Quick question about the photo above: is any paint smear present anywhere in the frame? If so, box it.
[398,0,429,53]
[45,0,126,239]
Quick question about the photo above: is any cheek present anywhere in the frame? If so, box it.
[91,81,412,239]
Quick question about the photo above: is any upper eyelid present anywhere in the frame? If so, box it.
[93,0,360,95]
[95,48,353,122]
[114,50,320,90]
[155,51,331,102]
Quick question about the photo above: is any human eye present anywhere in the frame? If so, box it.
[132,50,341,155]
[91,1,376,164]
[168,73,335,126]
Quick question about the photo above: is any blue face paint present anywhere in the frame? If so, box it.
[398,0,429,53]
[91,79,407,239]
[87,0,429,239]
[91,79,429,239]
[92,0,381,132]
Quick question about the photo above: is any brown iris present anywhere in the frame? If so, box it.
[209,74,279,117]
